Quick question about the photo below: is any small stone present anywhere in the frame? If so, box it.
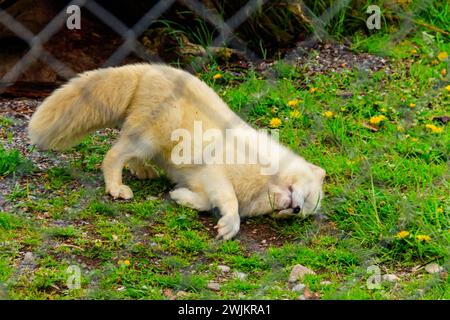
[320,280,332,286]
[261,240,267,244]
[176,291,188,298]
[217,265,230,273]
[297,295,306,300]
[23,252,34,263]
[425,263,444,274]
[292,283,306,292]
[289,264,316,283]
[207,281,220,291]
[234,271,247,280]
[163,288,175,299]
[382,274,399,282]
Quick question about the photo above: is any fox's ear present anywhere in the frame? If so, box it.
[308,163,326,181]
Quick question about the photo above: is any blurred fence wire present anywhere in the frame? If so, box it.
[0,0,447,299]
[0,0,388,94]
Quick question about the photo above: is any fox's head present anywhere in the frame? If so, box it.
[265,160,326,218]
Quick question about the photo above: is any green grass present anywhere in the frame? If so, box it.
[0,146,32,177]
[0,28,449,300]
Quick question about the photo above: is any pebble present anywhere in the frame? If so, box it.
[23,252,34,263]
[289,264,316,283]
[425,263,444,274]
[320,280,332,286]
[176,291,188,298]
[163,288,176,300]
[382,274,399,282]
[234,271,247,280]
[207,281,221,291]
[292,283,306,292]
[217,265,230,273]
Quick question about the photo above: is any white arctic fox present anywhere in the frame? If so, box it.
[28,64,326,239]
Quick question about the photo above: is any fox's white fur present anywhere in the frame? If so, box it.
[28,64,326,239]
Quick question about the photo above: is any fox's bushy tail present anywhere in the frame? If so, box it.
[28,66,143,150]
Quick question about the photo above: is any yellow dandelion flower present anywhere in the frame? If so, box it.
[409,103,416,108]
[441,69,447,76]
[436,207,443,214]
[425,124,443,133]
[287,100,301,107]
[124,260,131,266]
[396,230,410,239]
[323,111,334,118]
[446,85,450,92]
[289,110,301,118]
[309,87,318,93]
[411,49,417,54]
[213,73,222,79]
[438,52,448,61]
[269,118,282,128]
[416,235,431,242]
[369,115,387,125]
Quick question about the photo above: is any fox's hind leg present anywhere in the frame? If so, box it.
[170,188,211,211]
[102,136,150,200]
[127,158,158,180]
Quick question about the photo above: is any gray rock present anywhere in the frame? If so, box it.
[289,265,316,283]
[292,283,306,292]
[217,265,230,273]
[382,274,399,282]
[23,252,34,263]
[207,281,221,291]
[425,263,444,274]
[234,271,247,280]
[176,291,188,297]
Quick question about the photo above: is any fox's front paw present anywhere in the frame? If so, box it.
[107,184,133,200]
[215,214,240,240]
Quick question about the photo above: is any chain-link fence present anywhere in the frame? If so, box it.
[1,0,444,91]
[0,0,381,91]
[0,0,448,299]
